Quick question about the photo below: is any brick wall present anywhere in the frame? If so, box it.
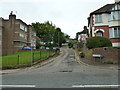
[90,47,120,63]
[94,26,109,38]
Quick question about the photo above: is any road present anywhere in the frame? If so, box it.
[2,47,119,88]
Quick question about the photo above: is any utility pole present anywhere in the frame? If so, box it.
[58,32,59,47]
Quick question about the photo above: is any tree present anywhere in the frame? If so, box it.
[86,36,112,49]
[32,21,68,47]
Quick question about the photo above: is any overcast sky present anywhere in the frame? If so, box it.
[0,0,114,38]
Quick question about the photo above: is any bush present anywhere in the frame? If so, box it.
[68,40,77,48]
[86,36,112,49]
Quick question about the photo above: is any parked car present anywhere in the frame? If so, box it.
[45,47,50,50]
[22,46,32,50]
[53,47,60,51]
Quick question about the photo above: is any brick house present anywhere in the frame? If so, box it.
[77,26,88,43]
[88,1,120,47]
[0,12,36,56]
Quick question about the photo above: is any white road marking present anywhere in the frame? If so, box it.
[0,85,36,88]
[72,85,120,88]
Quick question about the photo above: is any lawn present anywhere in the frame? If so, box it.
[1,51,55,68]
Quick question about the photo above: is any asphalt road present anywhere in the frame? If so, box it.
[2,47,119,88]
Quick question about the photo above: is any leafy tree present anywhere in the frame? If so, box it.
[86,36,112,49]
[68,40,77,48]
[36,40,42,49]
[32,21,68,48]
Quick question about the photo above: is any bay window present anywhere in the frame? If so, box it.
[110,11,120,20]
[109,27,120,38]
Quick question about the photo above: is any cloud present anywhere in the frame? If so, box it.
[0,0,114,38]
[1,0,114,3]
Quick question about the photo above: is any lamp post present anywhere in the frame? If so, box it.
[30,32,33,67]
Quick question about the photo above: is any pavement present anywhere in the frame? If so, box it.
[74,48,119,70]
[1,48,119,75]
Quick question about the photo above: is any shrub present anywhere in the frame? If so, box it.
[86,36,112,49]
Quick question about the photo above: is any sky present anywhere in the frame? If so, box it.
[0,0,114,38]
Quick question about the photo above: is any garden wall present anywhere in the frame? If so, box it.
[86,47,120,63]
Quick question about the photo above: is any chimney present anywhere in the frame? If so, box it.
[9,11,16,20]
[84,26,87,30]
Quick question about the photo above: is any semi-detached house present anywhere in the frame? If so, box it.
[88,1,120,47]
[0,12,36,56]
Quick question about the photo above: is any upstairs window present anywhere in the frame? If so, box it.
[110,11,120,20]
[20,24,27,32]
[20,24,24,30]
[109,27,120,38]
[25,27,27,32]
[95,14,102,23]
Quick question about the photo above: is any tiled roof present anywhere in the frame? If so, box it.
[90,4,114,15]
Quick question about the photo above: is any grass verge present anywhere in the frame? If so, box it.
[1,51,55,69]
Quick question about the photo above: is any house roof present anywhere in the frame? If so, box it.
[90,4,114,15]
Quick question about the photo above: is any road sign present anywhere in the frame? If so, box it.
[81,34,88,40]
[31,40,35,47]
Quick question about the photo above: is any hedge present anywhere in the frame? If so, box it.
[86,36,112,49]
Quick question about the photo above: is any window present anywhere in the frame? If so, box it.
[112,4,120,10]
[20,24,28,32]
[109,27,120,38]
[20,24,24,30]
[110,11,120,20]
[25,27,27,32]
[95,14,102,23]
[96,31,103,37]
[19,33,25,38]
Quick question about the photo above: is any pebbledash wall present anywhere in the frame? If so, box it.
[86,47,120,63]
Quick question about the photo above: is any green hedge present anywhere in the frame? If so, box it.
[86,36,112,49]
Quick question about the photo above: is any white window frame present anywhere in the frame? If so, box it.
[25,27,27,32]
[20,24,24,30]
[110,11,120,20]
[109,27,120,38]
[95,14,102,23]
[20,24,28,32]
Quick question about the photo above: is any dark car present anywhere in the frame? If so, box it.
[22,46,32,50]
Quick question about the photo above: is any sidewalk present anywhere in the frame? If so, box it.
[74,49,119,70]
